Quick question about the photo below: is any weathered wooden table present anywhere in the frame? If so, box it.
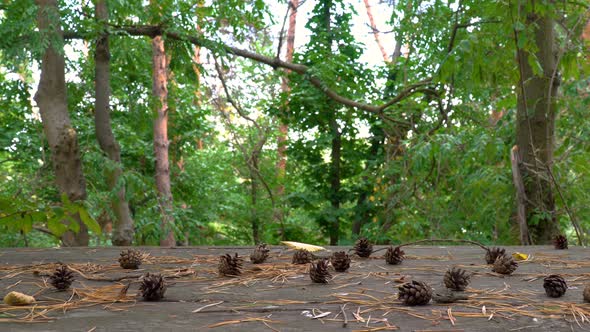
[0,245,588,331]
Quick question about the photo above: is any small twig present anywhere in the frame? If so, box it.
[192,300,224,313]
[340,303,348,328]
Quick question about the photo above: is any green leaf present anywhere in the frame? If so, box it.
[514,21,526,32]
[527,54,543,77]
[47,217,68,236]
[67,215,80,233]
[517,33,528,49]
[22,214,33,233]
[79,207,102,235]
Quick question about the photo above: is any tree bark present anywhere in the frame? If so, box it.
[34,0,89,246]
[328,115,342,245]
[251,153,260,244]
[515,5,559,244]
[320,0,341,245]
[152,35,175,246]
[94,0,134,246]
[362,0,389,62]
[274,0,299,237]
[510,145,532,245]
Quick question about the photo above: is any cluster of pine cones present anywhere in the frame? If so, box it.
[45,234,575,305]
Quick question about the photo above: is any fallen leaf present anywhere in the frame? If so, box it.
[281,241,326,252]
[3,291,35,306]
[512,252,529,261]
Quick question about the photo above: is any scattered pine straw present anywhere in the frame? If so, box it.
[207,316,281,330]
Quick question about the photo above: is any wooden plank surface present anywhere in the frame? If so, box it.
[0,245,588,331]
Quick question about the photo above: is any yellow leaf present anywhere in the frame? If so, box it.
[281,241,326,252]
[4,291,35,306]
[512,252,529,261]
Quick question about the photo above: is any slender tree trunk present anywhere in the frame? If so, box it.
[94,0,134,246]
[362,0,389,62]
[329,116,342,245]
[250,154,260,243]
[320,0,341,245]
[515,5,559,244]
[34,0,89,246]
[152,35,175,246]
[352,124,384,235]
[274,0,299,237]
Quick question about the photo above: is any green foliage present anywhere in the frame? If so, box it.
[0,0,589,247]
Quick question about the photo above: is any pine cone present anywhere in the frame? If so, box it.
[139,273,166,301]
[330,251,351,272]
[118,249,143,269]
[398,280,432,306]
[553,235,568,250]
[485,247,506,264]
[309,259,331,283]
[443,267,471,291]
[385,246,405,265]
[292,249,313,265]
[492,254,518,275]
[354,237,373,258]
[543,275,567,298]
[584,284,590,303]
[49,265,75,291]
[219,253,243,276]
[250,243,270,264]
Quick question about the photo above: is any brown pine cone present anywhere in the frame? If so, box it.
[250,243,270,264]
[443,267,471,291]
[492,254,518,275]
[543,275,567,298]
[309,259,331,283]
[330,251,351,272]
[354,237,373,258]
[385,246,405,265]
[398,280,432,306]
[218,253,243,276]
[49,265,75,291]
[118,249,143,269]
[139,273,167,301]
[292,249,313,264]
[553,235,568,250]
[485,247,506,264]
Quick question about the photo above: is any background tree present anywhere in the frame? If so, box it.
[94,0,134,245]
[34,0,89,246]
[275,0,299,238]
[514,0,560,243]
[0,0,589,248]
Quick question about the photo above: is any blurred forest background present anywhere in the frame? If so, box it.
[0,0,589,247]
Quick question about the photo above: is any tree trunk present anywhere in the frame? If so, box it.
[510,146,532,245]
[94,0,134,246]
[274,0,299,236]
[250,154,260,244]
[362,0,389,62]
[515,6,559,244]
[352,124,384,235]
[34,0,89,246]
[328,116,341,245]
[321,0,341,245]
[152,35,175,246]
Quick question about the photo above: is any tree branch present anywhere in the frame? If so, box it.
[213,62,276,208]
[63,24,430,122]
